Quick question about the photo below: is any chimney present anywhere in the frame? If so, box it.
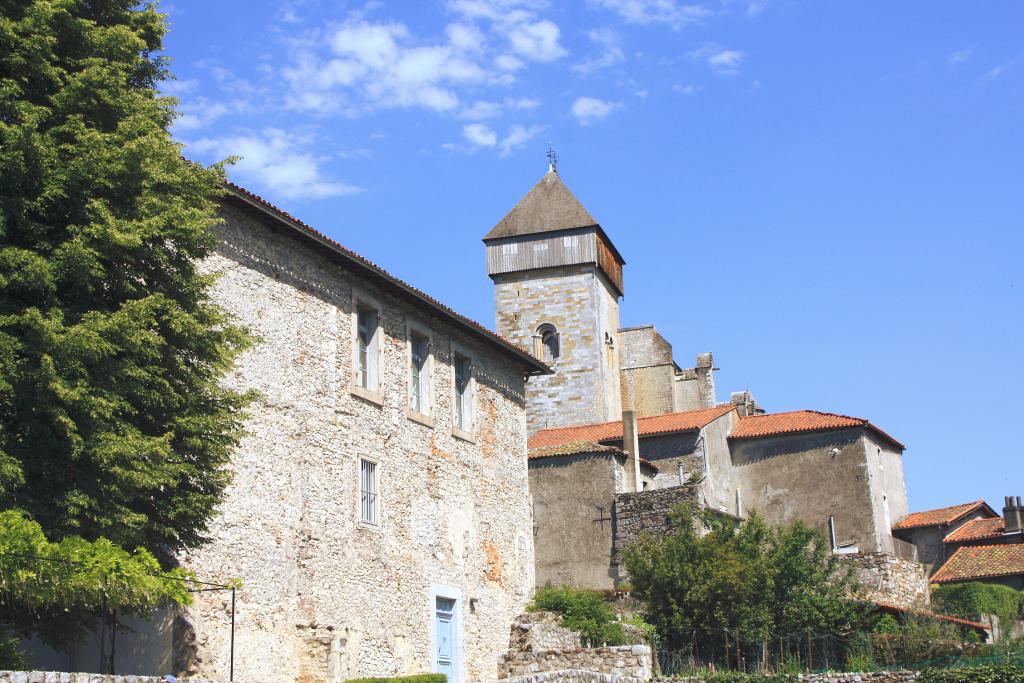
[622,410,642,493]
[1005,496,1023,534]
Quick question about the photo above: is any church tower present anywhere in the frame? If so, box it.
[484,166,624,435]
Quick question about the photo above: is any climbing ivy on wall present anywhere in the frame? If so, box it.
[932,582,1024,638]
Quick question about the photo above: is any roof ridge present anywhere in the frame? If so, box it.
[533,404,734,436]
[221,181,549,375]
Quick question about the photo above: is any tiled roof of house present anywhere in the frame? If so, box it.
[729,409,905,450]
[527,405,736,449]
[872,601,990,632]
[893,500,994,531]
[221,182,550,375]
[931,545,1024,584]
[528,440,657,469]
[944,517,1007,544]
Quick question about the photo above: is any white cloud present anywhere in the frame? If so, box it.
[282,19,494,114]
[187,129,361,200]
[573,28,625,74]
[984,55,1022,81]
[173,96,251,131]
[570,96,619,125]
[948,48,972,65]
[674,83,700,95]
[161,78,198,96]
[499,123,544,156]
[508,20,567,61]
[281,7,561,117]
[590,0,710,28]
[459,96,540,120]
[447,23,486,52]
[689,43,745,75]
[463,123,499,146]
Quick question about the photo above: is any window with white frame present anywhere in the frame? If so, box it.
[359,458,378,525]
[409,330,430,414]
[356,305,379,391]
[453,353,472,432]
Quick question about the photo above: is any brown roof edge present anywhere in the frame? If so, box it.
[221,182,551,376]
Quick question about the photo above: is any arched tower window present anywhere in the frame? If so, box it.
[536,324,560,362]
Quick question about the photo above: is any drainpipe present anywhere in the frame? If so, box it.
[623,410,642,493]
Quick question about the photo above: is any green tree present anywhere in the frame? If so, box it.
[0,510,194,668]
[623,503,870,668]
[0,0,252,557]
[932,582,1023,639]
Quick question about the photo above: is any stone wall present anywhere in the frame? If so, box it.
[843,553,930,608]
[509,613,582,652]
[170,200,537,683]
[661,673,920,683]
[492,265,622,436]
[487,669,647,683]
[612,486,698,578]
[0,675,242,683]
[498,645,652,680]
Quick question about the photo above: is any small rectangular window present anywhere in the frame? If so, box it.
[410,331,430,414]
[360,459,377,525]
[454,353,472,432]
[356,306,379,390]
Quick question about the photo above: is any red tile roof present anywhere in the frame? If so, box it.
[729,410,905,450]
[944,517,1007,544]
[931,544,1024,584]
[221,182,550,375]
[528,440,657,469]
[527,405,736,449]
[893,500,995,531]
[872,601,990,632]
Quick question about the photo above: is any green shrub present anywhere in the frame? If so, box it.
[933,583,1023,639]
[919,664,1024,683]
[0,627,27,670]
[530,586,627,646]
[342,675,447,683]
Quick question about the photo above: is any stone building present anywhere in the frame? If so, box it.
[20,184,551,682]
[891,500,999,576]
[487,168,923,606]
[897,495,1024,589]
[166,184,551,683]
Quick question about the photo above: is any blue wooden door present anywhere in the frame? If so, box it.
[435,597,456,681]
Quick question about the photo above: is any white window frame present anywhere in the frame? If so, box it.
[358,457,379,527]
[351,292,383,404]
[451,344,475,440]
[406,322,434,425]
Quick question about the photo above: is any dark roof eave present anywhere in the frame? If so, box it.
[221,184,551,376]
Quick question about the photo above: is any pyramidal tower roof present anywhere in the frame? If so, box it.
[483,170,600,241]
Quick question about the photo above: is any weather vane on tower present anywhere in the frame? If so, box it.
[547,145,558,173]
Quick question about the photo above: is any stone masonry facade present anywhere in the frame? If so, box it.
[611,486,699,580]
[175,200,537,683]
[842,553,930,609]
[493,266,622,435]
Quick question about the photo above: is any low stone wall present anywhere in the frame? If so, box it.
[0,675,232,683]
[661,673,919,683]
[499,645,652,681]
[487,669,647,683]
[511,612,582,652]
[842,553,930,608]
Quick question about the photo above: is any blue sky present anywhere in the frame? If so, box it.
[162,0,1024,514]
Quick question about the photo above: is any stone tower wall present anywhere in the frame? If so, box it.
[493,265,621,435]
[179,202,536,683]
